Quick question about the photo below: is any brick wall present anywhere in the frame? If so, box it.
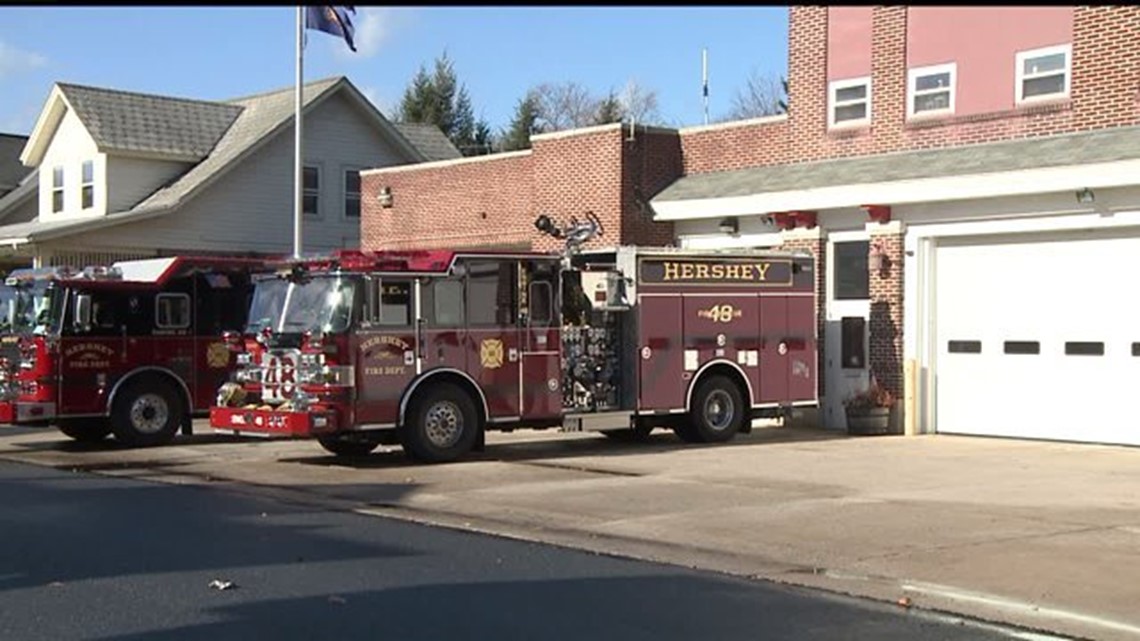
[867,228,904,400]
[361,152,536,251]
[677,5,1140,176]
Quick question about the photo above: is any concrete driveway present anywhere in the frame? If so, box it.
[1,423,1137,640]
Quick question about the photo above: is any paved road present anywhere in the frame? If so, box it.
[0,460,1035,641]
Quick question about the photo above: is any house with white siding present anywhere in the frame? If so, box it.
[0,76,459,268]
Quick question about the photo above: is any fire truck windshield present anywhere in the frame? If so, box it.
[246,276,356,335]
[0,282,53,334]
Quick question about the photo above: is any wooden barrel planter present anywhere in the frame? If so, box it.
[845,406,893,435]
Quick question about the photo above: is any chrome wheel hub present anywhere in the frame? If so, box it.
[425,400,463,448]
[130,393,169,434]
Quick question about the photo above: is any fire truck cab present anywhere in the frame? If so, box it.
[10,256,262,446]
[212,217,818,463]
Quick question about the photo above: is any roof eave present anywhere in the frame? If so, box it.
[20,85,69,167]
[650,157,1140,221]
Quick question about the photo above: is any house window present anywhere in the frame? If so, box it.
[834,240,870,300]
[51,165,64,213]
[81,160,95,209]
[907,63,956,117]
[344,169,361,218]
[828,77,871,128]
[1016,44,1071,104]
[303,165,320,216]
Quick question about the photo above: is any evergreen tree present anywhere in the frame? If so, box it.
[502,92,541,151]
[396,51,484,156]
[594,90,624,125]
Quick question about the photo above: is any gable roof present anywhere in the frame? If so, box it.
[0,75,434,246]
[0,133,31,193]
[392,123,461,161]
[55,83,243,160]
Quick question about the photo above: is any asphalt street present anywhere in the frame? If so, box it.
[0,459,1038,641]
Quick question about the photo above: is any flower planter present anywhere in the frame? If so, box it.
[845,406,893,435]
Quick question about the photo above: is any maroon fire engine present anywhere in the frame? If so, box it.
[211,215,818,463]
[11,256,263,446]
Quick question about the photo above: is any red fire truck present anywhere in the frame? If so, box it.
[9,256,263,447]
[211,214,818,463]
[0,269,54,424]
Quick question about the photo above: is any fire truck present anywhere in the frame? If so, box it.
[211,214,818,463]
[8,256,263,447]
[0,269,53,424]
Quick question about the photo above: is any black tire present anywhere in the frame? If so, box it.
[400,383,479,463]
[683,375,745,443]
[57,418,112,444]
[601,422,654,442]
[318,435,380,457]
[109,379,185,448]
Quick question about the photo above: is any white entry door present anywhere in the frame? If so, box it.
[934,232,1140,445]
[823,233,870,430]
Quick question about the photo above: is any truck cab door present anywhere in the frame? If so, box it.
[520,261,561,420]
[354,278,417,426]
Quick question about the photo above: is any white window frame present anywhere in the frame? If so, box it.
[828,76,872,129]
[343,166,361,219]
[1015,44,1071,105]
[51,165,64,213]
[80,160,95,210]
[303,164,321,217]
[907,62,957,118]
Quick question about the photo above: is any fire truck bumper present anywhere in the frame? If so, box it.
[209,406,337,437]
[15,402,56,423]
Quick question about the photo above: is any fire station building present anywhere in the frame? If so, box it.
[361,6,1140,447]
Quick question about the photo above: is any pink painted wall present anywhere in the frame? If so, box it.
[907,7,1074,116]
[827,6,873,81]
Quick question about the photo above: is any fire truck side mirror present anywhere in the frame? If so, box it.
[363,276,382,326]
[73,293,93,332]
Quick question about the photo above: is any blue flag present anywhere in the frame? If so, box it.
[305,6,357,52]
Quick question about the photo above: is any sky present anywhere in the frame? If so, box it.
[0,6,788,137]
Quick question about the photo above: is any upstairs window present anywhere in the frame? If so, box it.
[344,169,361,218]
[1016,44,1071,104]
[908,63,956,117]
[303,165,320,216]
[51,166,64,213]
[81,160,95,209]
[828,77,871,128]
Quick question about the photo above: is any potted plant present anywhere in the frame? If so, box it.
[843,375,896,435]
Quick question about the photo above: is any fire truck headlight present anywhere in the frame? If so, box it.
[236,353,252,366]
[300,353,318,367]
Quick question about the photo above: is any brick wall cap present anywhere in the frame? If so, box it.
[530,122,623,141]
[361,149,531,176]
[679,114,788,135]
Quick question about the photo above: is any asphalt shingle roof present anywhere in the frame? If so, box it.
[57,83,242,160]
[393,123,461,161]
[654,125,1140,202]
[0,134,31,192]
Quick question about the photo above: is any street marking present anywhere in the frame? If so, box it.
[902,580,1140,638]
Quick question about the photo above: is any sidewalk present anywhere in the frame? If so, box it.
[2,424,1138,639]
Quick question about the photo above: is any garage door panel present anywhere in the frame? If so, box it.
[935,235,1140,446]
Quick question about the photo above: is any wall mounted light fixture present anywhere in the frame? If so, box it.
[1076,188,1095,205]
[378,186,394,208]
[717,217,739,234]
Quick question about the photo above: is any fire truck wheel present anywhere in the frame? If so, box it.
[401,383,479,463]
[317,435,380,457]
[110,379,185,448]
[684,375,745,443]
[56,418,112,444]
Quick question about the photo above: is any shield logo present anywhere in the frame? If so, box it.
[480,338,504,369]
[207,342,231,368]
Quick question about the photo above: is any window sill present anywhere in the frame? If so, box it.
[827,124,871,139]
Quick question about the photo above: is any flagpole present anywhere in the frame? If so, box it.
[702,48,709,126]
[294,6,304,259]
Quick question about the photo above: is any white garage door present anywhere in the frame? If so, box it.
[935,232,1140,446]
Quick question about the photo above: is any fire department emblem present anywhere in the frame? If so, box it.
[206,342,230,368]
[480,338,504,369]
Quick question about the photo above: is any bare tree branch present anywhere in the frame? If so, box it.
[724,68,787,121]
